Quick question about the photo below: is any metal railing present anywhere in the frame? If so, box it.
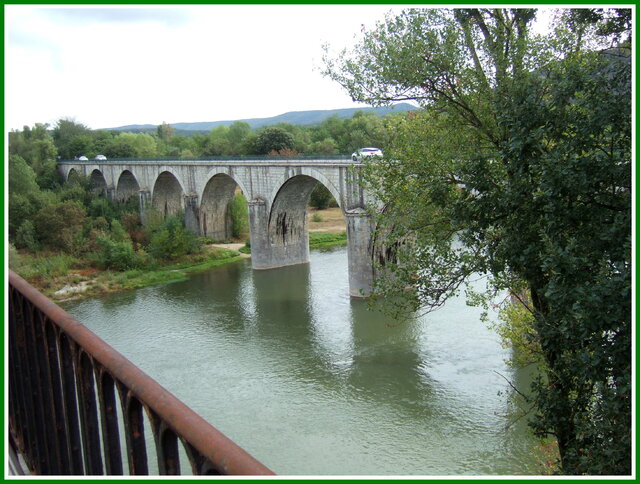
[7,270,274,476]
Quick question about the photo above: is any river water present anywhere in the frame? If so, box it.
[62,246,542,476]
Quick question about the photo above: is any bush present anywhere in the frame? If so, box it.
[15,220,40,252]
[34,200,87,252]
[148,217,202,261]
[92,234,144,271]
[8,244,23,271]
[88,198,117,221]
[491,292,544,369]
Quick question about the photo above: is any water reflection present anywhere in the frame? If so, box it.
[62,247,541,475]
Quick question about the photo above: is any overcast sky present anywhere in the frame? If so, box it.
[6,5,406,130]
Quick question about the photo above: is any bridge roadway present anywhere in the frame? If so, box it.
[57,158,376,297]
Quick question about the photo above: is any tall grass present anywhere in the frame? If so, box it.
[9,245,76,279]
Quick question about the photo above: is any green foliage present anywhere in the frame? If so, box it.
[308,231,347,249]
[104,132,158,159]
[52,119,92,160]
[157,121,174,141]
[34,201,87,252]
[325,7,631,475]
[88,198,117,221]
[59,174,96,207]
[15,220,40,252]
[309,184,337,210]
[255,127,295,154]
[227,192,249,239]
[91,233,145,271]
[9,155,39,196]
[148,216,202,261]
[14,252,76,280]
[491,293,543,369]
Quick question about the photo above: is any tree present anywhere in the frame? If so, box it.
[104,132,158,159]
[66,135,95,160]
[202,126,232,156]
[34,200,87,252]
[157,121,174,141]
[227,121,252,154]
[9,155,39,197]
[255,127,295,154]
[52,118,92,160]
[324,8,631,475]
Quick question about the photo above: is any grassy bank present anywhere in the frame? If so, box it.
[9,245,244,304]
[240,231,347,255]
[309,231,347,249]
[9,214,348,304]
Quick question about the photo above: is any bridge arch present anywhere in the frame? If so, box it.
[89,169,108,196]
[268,175,327,248]
[152,171,185,218]
[198,168,250,203]
[267,167,342,211]
[200,173,246,241]
[66,167,80,182]
[116,170,141,203]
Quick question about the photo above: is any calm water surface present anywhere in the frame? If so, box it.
[63,246,541,476]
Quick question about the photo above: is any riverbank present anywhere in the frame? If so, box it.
[11,246,245,304]
[11,208,348,304]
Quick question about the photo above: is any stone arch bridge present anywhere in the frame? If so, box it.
[57,158,376,297]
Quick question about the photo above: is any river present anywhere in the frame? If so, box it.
[62,246,542,476]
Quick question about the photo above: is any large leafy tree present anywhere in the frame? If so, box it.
[324,8,631,475]
[254,127,295,154]
[52,118,92,160]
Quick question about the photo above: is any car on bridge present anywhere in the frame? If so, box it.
[351,147,383,162]
[95,154,107,160]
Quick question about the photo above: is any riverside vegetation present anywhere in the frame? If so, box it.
[8,116,357,303]
[323,7,631,475]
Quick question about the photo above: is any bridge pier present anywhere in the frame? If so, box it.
[184,194,200,235]
[346,210,374,297]
[139,190,151,223]
[247,198,277,269]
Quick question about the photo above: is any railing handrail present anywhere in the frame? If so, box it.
[8,270,274,476]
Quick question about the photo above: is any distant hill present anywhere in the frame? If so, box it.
[106,103,416,134]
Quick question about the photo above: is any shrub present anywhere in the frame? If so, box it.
[15,220,40,252]
[148,217,202,261]
[88,198,115,221]
[34,200,87,251]
[92,234,143,271]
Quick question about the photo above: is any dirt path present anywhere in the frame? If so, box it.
[306,207,346,233]
[208,242,250,257]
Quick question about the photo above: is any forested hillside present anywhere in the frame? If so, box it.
[12,109,405,161]
[108,103,415,134]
